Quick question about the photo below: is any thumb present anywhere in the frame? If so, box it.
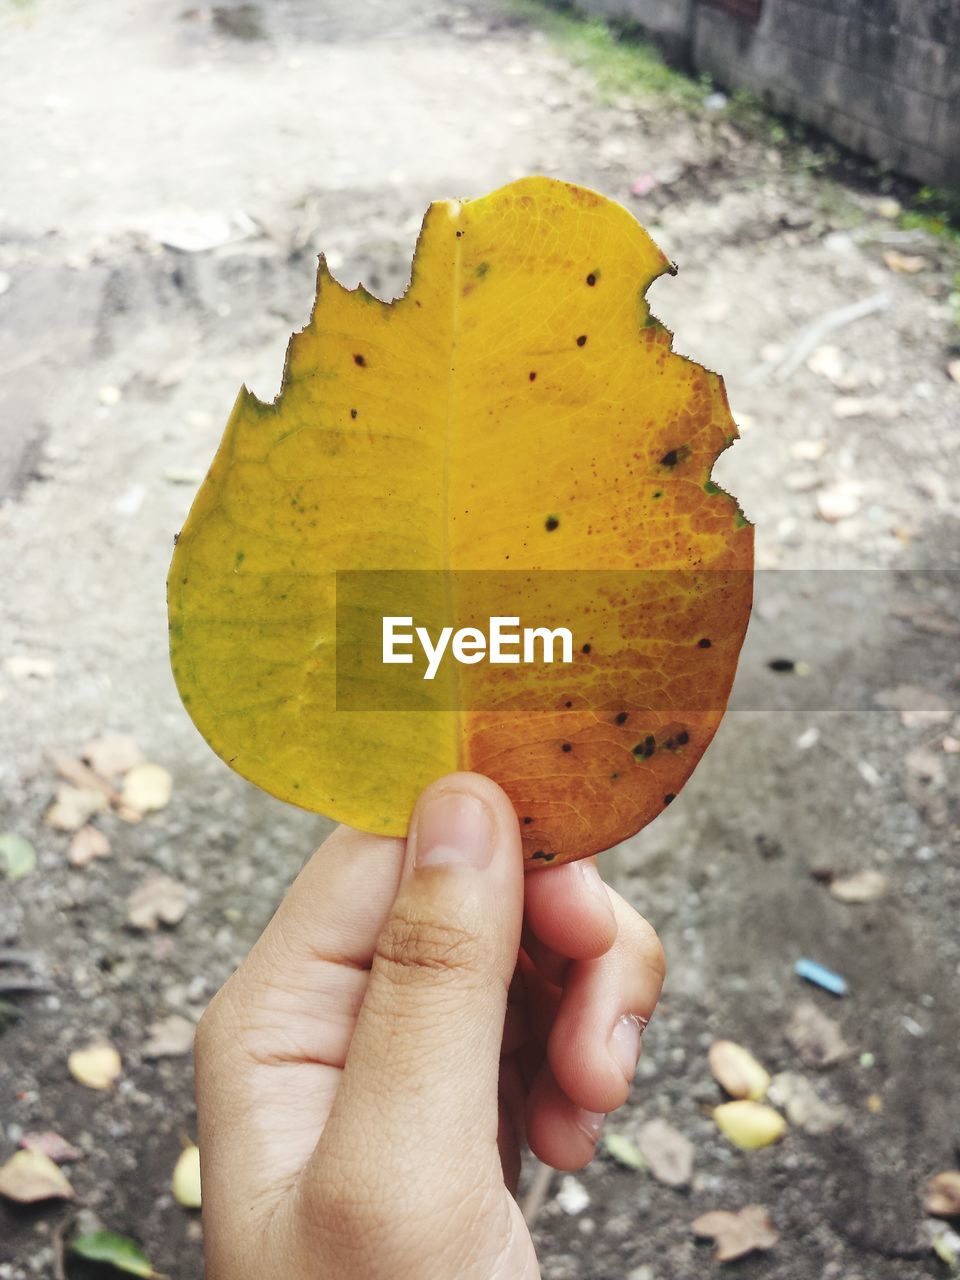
[314,772,524,1197]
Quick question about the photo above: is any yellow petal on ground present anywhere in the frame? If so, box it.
[708,1039,771,1101]
[172,1144,202,1208]
[0,1150,75,1203]
[713,1100,787,1150]
[68,1041,122,1091]
[121,763,173,813]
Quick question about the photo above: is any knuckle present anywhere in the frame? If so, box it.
[375,903,490,989]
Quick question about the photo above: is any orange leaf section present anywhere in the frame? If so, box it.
[168,176,753,865]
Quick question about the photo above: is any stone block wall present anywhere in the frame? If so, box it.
[567,0,959,187]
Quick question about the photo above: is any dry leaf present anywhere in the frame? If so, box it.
[142,1014,196,1059]
[51,751,120,804]
[45,785,108,832]
[831,395,901,420]
[635,1118,694,1187]
[816,486,860,523]
[81,734,144,778]
[875,684,950,728]
[0,1149,75,1203]
[19,1130,84,1162]
[790,439,827,461]
[126,874,188,930]
[948,359,960,386]
[692,1205,779,1262]
[68,825,112,868]
[708,1040,770,1101]
[828,869,888,903]
[883,249,927,273]
[806,344,844,383]
[121,763,173,813]
[925,1171,960,1219]
[4,655,54,680]
[172,1144,202,1208]
[713,1101,786,1150]
[68,1041,122,1091]
[167,176,754,866]
[785,1001,849,1068]
[767,1072,847,1134]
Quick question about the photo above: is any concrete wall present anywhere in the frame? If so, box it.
[568,0,960,188]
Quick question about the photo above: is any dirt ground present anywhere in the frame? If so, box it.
[2,1,959,1277]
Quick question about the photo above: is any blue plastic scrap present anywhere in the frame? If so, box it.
[794,958,848,996]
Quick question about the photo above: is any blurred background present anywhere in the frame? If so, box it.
[1,1,958,1277]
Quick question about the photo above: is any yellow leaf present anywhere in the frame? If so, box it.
[172,1144,202,1209]
[121,763,173,813]
[168,176,753,863]
[708,1040,771,1101]
[0,1149,75,1203]
[68,1041,122,1091]
[713,1100,787,1150]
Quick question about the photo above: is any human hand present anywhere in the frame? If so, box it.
[195,773,665,1280]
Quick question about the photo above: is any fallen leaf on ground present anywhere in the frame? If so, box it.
[890,600,960,637]
[81,734,144,778]
[925,1171,960,1219]
[785,1001,849,1068]
[767,1072,847,1134]
[636,1118,694,1187]
[603,1131,646,1170]
[68,825,112,868]
[0,832,37,881]
[45,785,108,832]
[883,249,927,273]
[556,1175,590,1214]
[816,486,860,522]
[708,1040,770,1101]
[828,869,888,903]
[0,1149,75,1202]
[172,1143,202,1208]
[806,344,845,383]
[692,1205,779,1262]
[127,875,188,930]
[51,751,120,803]
[4,655,54,680]
[948,359,960,386]
[713,1101,786,1150]
[875,684,951,728]
[68,1041,122,1091]
[71,1230,158,1277]
[121,763,173,814]
[902,748,948,826]
[142,1014,196,1058]
[790,439,827,461]
[19,1131,84,1162]
[832,395,901,420]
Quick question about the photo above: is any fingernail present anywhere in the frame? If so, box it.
[575,1108,605,1145]
[414,789,494,870]
[609,1014,643,1083]
[576,861,615,918]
